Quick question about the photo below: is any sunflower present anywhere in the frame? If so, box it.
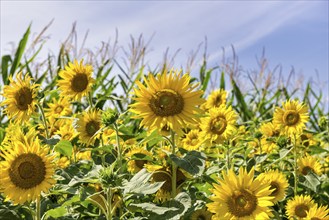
[257,170,289,203]
[1,123,36,147]
[299,132,318,148]
[1,72,39,123]
[298,155,322,176]
[0,138,56,204]
[255,122,280,154]
[259,122,281,139]
[286,195,315,219]
[129,69,204,133]
[126,147,153,173]
[202,89,227,110]
[190,208,213,220]
[273,100,309,136]
[207,167,274,220]
[181,129,203,151]
[200,106,238,145]
[146,164,187,202]
[306,204,329,220]
[75,150,92,161]
[55,121,77,141]
[45,96,72,119]
[57,59,95,101]
[76,109,102,146]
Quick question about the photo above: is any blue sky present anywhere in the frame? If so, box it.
[1,1,328,100]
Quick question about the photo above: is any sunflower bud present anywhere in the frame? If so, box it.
[102,108,119,127]
[99,166,117,188]
[319,116,328,130]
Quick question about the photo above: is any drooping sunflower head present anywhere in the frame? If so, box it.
[306,204,329,220]
[129,69,204,133]
[286,195,315,219]
[200,105,238,145]
[190,208,213,220]
[202,89,227,110]
[1,72,39,123]
[45,96,72,119]
[146,164,187,202]
[0,138,56,204]
[207,167,274,220]
[273,100,309,136]
[298,154,322,176]
[257,169,289,203]
[126,147,153,174]
[57,59,95,101]
[76,109,102,146]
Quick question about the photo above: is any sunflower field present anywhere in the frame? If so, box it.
[0,25,328,220]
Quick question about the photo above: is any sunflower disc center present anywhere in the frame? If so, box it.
[9,153,46,189]
[295,204,309,218]
[269,182,280,196]
[210,116,227,135]
[71,73,89,92]
[86,120,100,136]
[15,87,33,110]
[18,162,35,179]
[301,166,313,175]
[283,110,300,126]
[135,160,147,169]
[197,216,206,220]
[214,96,223,107]
[55,105,64,114]
[149,89,184,116]
[228,189,258,217]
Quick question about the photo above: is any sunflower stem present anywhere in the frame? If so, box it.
[114,123,122,173]
[35,197,41,220]
[106,188,113,220]
[226,142,230,171]
[88,91,93,108]
[293,134,298,195]
[37,103,49,139]
[170,129,177,198]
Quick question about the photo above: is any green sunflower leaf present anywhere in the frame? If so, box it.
[170,151,206,177]
[123,168,165,195]
[54,140,73,157]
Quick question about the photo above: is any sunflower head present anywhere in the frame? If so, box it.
[146,164,187,202]
[259,122,280,137]
[306,204,329,220]
[76,109,102,146]
[286,195,315,219]
[298,155,322,176]
[0,138,56,204]
[181,129,203,151]
[45,96,72,119]
[126,147,153,173]
[129,69,204,133]
[190,208,213,220]
[1,72,39,123]
[202,89,227,110]
[57,59,95,101]
[257,169,289,203]
[55,121,77,141]
[200,106,238,145]
[273,100,309,136]
[207,167,274,220]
